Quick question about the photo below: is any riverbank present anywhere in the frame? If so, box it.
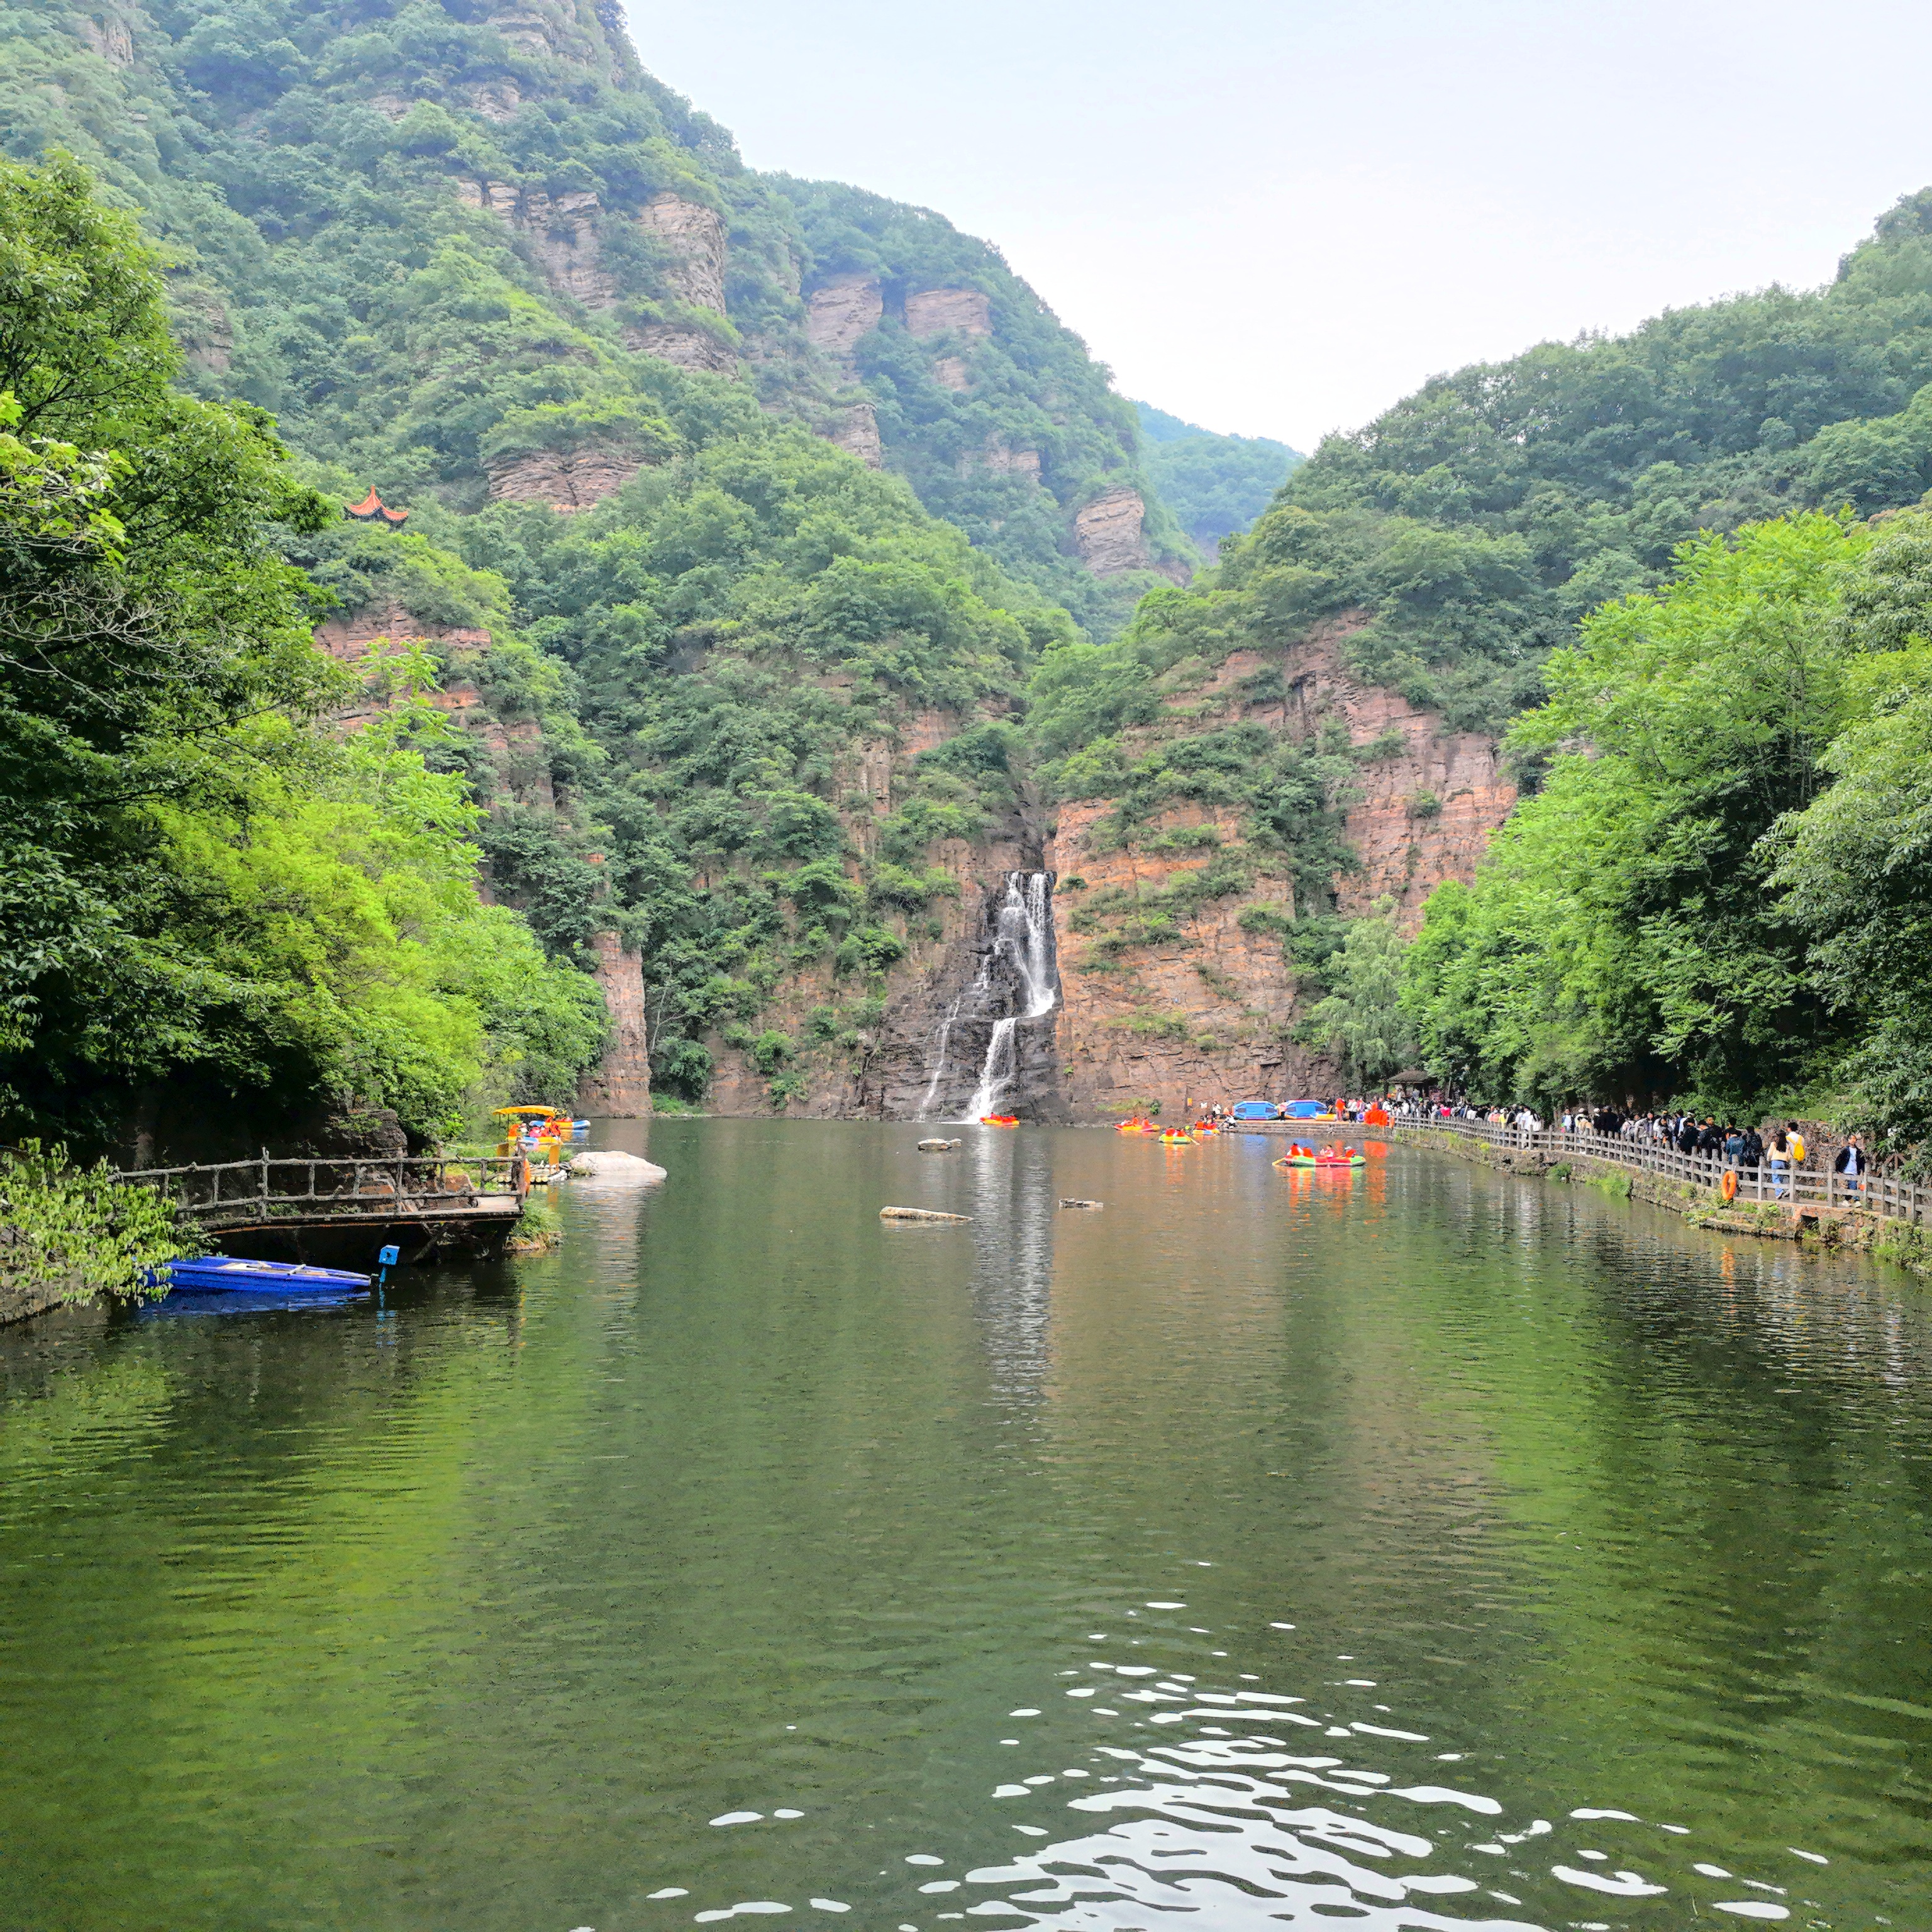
[1395,1124,1932,1277]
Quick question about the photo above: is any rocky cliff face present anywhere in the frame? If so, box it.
[578,931,652,1116]
[806,275,884,357]
[314,601,553,813]
[639,194,728,311]
[1035,616,1517,1120]
[904,288,994,338]
[828,402,885,468]
[687,604,1519,1124]
[1074,487,1152,575]
[484,445,646,511]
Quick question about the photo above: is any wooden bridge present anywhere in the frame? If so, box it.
[113,1154,531,1265]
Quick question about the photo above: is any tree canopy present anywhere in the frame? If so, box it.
[0,152,605,1151]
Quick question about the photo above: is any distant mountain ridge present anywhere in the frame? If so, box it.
[1132,401,1303,555]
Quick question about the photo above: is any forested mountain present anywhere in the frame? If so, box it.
[1025,192,1932,1143]
[0,0,1213,1144]
[0,0,1193,631]
[13,0,1932,1152]
[1133,402,1301,555]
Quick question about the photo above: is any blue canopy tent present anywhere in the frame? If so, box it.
[1231,1101,1279,1120]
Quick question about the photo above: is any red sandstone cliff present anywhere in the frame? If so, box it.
[578,931,652,1116]
[1041,616,1516,1120]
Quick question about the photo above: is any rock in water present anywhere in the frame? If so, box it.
[567,1150,667,1185]
[917,1138,962,1152]
[1058,1198,1103,1209]
[880,1206,969,1223]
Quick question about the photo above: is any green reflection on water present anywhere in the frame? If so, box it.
[1,1121,1926,1930]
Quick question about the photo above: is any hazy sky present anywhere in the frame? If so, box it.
[622,1,1932,451]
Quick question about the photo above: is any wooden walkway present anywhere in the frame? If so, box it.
[1403,1117,1928,1228]
[113,1154,532,1262]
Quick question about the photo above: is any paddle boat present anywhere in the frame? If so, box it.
[1274,1142,1367,1170]
[496,1104,571,1168]
[980,1114,1019,1127]
[146,1256,373,1295]
[1159,1128,1195,1146]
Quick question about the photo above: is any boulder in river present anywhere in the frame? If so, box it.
[917,1138,962,1152]
[567,1150,667,1185]
[880,1206,969,1223]
[1058,1198,1103,1209]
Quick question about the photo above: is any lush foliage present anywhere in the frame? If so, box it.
[1135,401,1302,555]
[1278,189,1932,705]
[0,152,606,1150]
[1297,898,1415,1085]
[445,431,1070,1094]
[0,1140,190,1301]
[780,182,1196,633]
[1,0,1191,640]
[1770,521,1932,1162]
[1402,508,1932,1156]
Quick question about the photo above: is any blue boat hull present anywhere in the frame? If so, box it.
[148,1255,372,1294]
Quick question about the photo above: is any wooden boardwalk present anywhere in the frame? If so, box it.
[114,1154,532,1263]
[1404,1117,1928,1229]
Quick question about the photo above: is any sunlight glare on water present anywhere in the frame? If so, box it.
[0,1119,1924,1930]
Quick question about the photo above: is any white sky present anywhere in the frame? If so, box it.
[622,0,1932,451]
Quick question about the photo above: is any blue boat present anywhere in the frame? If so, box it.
[147,1255,372,1295]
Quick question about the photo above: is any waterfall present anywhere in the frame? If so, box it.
[965,873,1056,1120]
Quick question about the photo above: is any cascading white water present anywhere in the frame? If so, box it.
[965,873,1056,1120]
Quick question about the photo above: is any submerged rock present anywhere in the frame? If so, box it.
[1058,1198,1103,1209]
[880,1206,968,1223]
[917,1138,962,1152]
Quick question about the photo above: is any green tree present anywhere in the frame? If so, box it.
[1403,513,1867,1112]
[1772,514,1932,1164]
[0,155,606,1147]
[1299,898,1416,1086]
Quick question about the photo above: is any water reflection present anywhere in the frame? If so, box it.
[965,1126,1057,1402]
[0,1126,1923,1931]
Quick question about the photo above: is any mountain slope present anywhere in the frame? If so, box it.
[4,0,1191,635]
[1133,402,1302,556]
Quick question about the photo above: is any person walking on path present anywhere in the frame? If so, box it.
[1769,1127,1791,1199]
[1835,1133,1870,1196]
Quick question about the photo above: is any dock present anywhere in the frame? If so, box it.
[113,1154,532,1265]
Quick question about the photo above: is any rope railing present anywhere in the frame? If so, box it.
[1395,1114,1927,1225]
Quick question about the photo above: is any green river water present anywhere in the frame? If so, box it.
[1,1121,1928,1931]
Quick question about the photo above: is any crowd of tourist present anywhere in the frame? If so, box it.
[1389,1095,1878,1197]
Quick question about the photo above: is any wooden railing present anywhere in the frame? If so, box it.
[1397,1114,1929,1224]
[112,1155,530,1228]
